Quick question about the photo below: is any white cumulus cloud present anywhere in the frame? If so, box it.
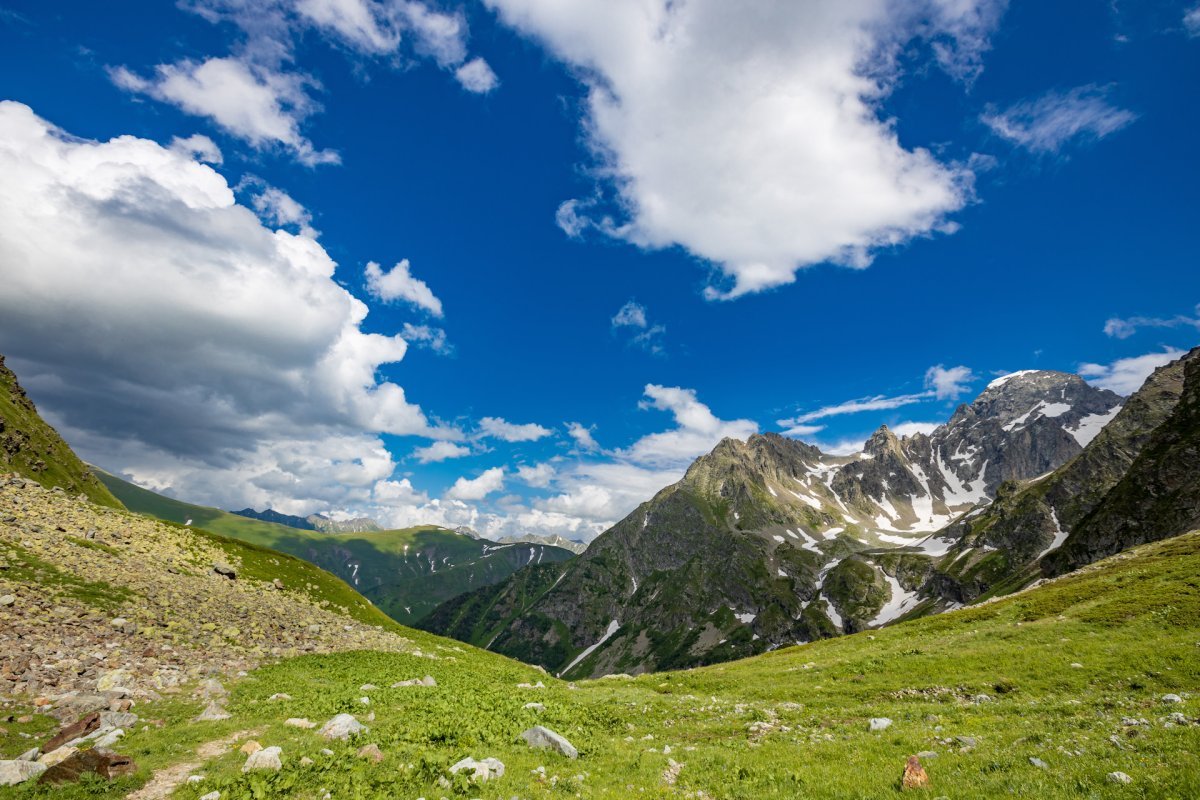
[485,0,1003,298]
[0,101,458,516]
[364,259,444,317]
[445,467,506,501]
[111,57,339,166]
[617,385,758,468]
[455,57,499,93]
[924,364,976,400]
[412,441,472,463]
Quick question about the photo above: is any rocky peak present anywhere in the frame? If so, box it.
[863,425,903,458]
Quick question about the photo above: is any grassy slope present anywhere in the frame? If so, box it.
[0,356,121,508]
[96,469,572,623]
[6,531,1198,799]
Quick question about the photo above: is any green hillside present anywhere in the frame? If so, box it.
[96,469,573,623]
[6,526,1198,798]
[0,355,121,508]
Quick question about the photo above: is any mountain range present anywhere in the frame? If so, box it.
[96,471,573,623]
[421,352,1199,678]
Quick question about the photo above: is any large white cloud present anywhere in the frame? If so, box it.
[485,0,1004,298]
[0,101,455,513]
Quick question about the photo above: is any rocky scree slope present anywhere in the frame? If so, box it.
[98,469,573,625]
[0,355,121,509]
[0,475,437,708]
[934,346,1200,601]
[424,371,1121,677]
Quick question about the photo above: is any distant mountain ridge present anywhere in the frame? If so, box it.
[495,532,588,554]
[99,471,574,624]
[232,507,383,533]
[422,368,1136,677]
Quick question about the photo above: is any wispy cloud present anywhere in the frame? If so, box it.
[982,84,1137,154]
[478,417,554,443]
[1103,305,1200,339]
[611,300,665,355]
[1079,348,1185,395]
[1185,4,1200,37]
[401,323,453,356]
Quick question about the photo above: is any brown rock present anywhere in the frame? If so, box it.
[37,749,136,784]
[357,743,384,763]
[901,755,929,790]
[43,711,101,752]
[239,740,263,756]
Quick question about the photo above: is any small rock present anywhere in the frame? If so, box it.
[268,693,292,701]
[955,736,977,749]
[0,595,15,607]
[524,702,545,713]
[449,756,505,783]
[391,675,437,688]
[869,718,893,731]
[273,579,284,590]
[197,679,227,698]
[243,746,282,772]
[1070,662,1083,668]
[357,743,384,763]
[199,792,220,800]
[0,759,47,785]
[38,747,79,768]
[520,726,578,759]
[358,696,370,706]
[1107,771,1133,784]
[318,713,366,740]
[96,669,131,692]
[99,711,138,729]
[901,755,929,790]
[299,756,314,766]
[239,741,262,756]
[187,775,203,783]
[195,702,230,722]
[1029,757,1048,769]
[916,751,938,759]
[973,694,993,704]
[359,684,377,691]
[1161,694,1183,704]
[93,729,124,749]
[212,562,237,579]
[1166,712,1190,725]
[285,718,316,729]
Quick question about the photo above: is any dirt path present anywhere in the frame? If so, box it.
[126,729,263,800]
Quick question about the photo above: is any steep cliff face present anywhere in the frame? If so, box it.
[1042,349,1200,576]
[423,370,1124,677]
[933,349,1198,602]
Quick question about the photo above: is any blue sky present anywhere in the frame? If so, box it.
[0,0,1197,540]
